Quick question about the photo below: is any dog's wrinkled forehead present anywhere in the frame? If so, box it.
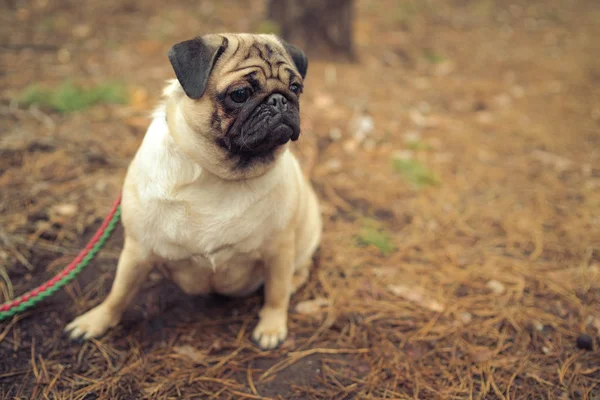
[212,34,300,92]
[168,33,308,100]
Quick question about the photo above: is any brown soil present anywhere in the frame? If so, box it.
[1,0,600,399]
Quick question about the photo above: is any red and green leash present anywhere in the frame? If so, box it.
[0,195,122,322]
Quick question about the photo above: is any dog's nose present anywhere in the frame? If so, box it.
[266,93,288,111]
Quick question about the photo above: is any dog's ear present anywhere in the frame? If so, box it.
[168,36,228,99]
[280,40,308,80]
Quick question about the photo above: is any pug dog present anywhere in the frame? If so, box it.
[64,33,322,350]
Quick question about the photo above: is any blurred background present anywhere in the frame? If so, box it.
[1,0,600,398]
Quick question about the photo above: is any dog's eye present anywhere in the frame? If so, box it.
[289,83,301,95]
[230,88,252,103]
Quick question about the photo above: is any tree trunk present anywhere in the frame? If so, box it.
[267,0,356,61]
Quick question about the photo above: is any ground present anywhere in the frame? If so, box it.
[1,0,600,399]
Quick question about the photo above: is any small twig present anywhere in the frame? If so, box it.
[30,337,39,381]
[43,364,64,397]
[205,347,245,377]
[235,318,251,346]
[247,363,258,396]
[229,390,272,400]
[9,234,80,255]
[322,184,355,214]
[0,264,14,299]
[298,307,337,351]
[0,228,33,270]
[0,104,30,120]
[525,373,555,388]
[288,347,369,357]
[259,348,369,381]
[28,105,56,134]
[0,314,23,344]
[0,369,28,379]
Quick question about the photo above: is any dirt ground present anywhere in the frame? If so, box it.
[1,0,600,398]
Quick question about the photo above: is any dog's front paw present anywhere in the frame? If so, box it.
[64,305,119,341]
[252,308,288,350]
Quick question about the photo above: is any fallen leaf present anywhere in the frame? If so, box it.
[323,159,342,172]
[51,203,78,218]
[409,109,429,127]
[510,85,525,98]
[391,150,414,161]
[413,77,431,90]
[492,93,512,108]
[16,8,30,21]
[329,127,342,141]
[476,111,493,125]
[372,266,397,278]
[136,40,162,55]
[295,297,330,314]
[405,342,428,360]
[532,150,573,172]
[324,65,337,86]
[363,139,377,152]
[387,284,444,312]
[348,113,374,142]
[72,24,91,38]
[313,93,334,108]
[533,320,544,331]
[486,280,506,295]
[173,345,207,364]
[584,179,600,190]
[403,131,421,143]
[125,116,150,130]
[470,348,494,363]
[210,339,222,352]
[128,87,150,111]
[57,48,71,64]
[433,60,455,76]
[280,336,296,349]
[457,311,472,325]
[342,138,359,153]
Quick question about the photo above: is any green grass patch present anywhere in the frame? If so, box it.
[543,9,563,24]
[40,17,55,32]
[388,2,417,25]
[405,140,432,151]
[256,19,280,35]
[423,49,444,64]
[356,220,396,256]
[392,158,440,188]
[17,81,127,113]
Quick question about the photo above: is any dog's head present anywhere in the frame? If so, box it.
[165,33,308,179]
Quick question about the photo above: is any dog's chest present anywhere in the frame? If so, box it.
[136,181,286,266]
